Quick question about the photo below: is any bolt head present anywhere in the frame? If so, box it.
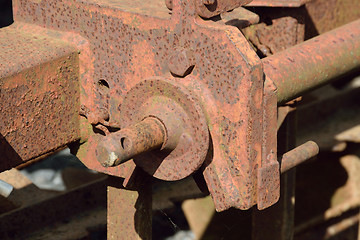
[165,0,172,9]
[168,48,195,77]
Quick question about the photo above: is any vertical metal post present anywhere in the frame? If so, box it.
[107,172,152,240]
[253,106,297,240]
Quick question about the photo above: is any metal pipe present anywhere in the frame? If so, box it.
[263,19,360,104]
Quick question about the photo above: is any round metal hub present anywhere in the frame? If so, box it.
[118,77,209,181]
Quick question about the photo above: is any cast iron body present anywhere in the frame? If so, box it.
[1,0,359,215]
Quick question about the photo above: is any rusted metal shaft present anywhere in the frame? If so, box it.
[280,141,319,173]
[263,19,360,104]
[96,117,166,167]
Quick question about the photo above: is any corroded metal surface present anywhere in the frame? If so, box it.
[305,0,360,37]
[220,7,259,29]
[253,108,297,240]
[8,0,360,217]
[241,7,305,56]
[280,141,319,173]
[118,77,209,180]
[0,23,80,171]
[96,117,166,167]
[13,0,264,210]
[168,48,195,77]
[257,78,280,210]
[263,19,360,104]
[84,77,210,181]
[247,0,312,7]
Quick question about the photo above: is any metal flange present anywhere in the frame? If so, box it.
[119,77,209,180]
[96,77,209,181]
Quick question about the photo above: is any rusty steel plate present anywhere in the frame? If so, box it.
[241,8,306,56]
[305,0,360,36]
[118,77,209,181]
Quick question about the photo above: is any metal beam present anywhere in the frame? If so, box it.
[0,23,80,170]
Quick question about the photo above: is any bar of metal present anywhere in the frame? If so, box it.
[263,19,360,104]
[280,141,319,173]
[0,23,80,170]
[253,107,297,240]
[97,117,166,167]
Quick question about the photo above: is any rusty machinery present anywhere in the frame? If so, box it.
[0,0,360,238]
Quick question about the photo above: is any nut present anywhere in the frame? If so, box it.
[168,48,195,77]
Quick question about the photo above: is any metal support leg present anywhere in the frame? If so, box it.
[107,173,152,240]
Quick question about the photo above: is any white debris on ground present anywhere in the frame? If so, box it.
[165,230,195,240]
[20,148,86,191]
